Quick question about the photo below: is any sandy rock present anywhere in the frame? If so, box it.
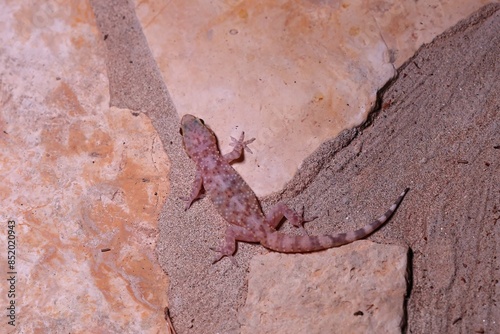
[240,241,409,334]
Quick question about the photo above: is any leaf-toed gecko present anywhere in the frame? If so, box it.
[180,114,409,263]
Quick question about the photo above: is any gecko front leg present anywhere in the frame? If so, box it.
[223,132,255,162]
[181,170,204,210]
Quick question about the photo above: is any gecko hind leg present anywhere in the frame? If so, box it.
[211,225,259,265]
[264,203,318,233]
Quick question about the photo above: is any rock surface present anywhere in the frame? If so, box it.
[0,2,170,333]
[379,6,499,333]
[240,241,409,334]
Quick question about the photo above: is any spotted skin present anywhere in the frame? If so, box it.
[180,114,409,263]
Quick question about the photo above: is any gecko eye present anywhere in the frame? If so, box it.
[179,128,183,136]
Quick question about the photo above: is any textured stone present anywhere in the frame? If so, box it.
[135,0,491,196]
[239,241,409,334]
[0,1,170,333]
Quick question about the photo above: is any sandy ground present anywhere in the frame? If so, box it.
[92,2,499,333]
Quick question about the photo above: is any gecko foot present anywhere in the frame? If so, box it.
[292,207,318,234]
[179,196,193,211]
[179,193,206,211]
[230,132,256,154]
[210,247,238,266]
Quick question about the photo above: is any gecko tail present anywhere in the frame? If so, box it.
[262,188,409,253]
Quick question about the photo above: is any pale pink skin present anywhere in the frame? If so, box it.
[180,114,408,263]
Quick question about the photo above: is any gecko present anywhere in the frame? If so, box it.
[180,114,409,263]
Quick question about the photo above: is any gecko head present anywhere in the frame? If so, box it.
[180,114,209,137]
[180,114,217,158]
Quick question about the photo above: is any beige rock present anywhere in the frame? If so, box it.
[239,241,409,334]
[0,1,170,333]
